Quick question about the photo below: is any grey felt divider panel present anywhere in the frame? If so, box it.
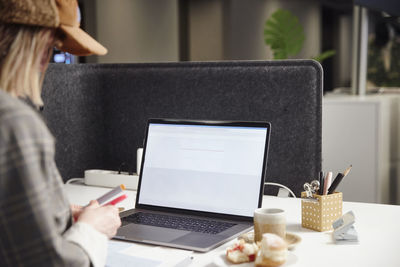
[42,60,322,196]
[41,67,107,180]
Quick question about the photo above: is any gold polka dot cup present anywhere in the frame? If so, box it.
[301,192,342,232]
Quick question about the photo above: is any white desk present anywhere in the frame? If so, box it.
[64,183,400,267]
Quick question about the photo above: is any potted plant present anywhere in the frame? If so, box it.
[264,8,335,62]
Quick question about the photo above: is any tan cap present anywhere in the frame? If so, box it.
[0,0,107,56]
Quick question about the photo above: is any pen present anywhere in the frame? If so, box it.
[329,172,343,194]
[328,165,352,194]
[319,171,324,195]
[105,194,128,206]
[323,172,332,195]
[96,184,126,206]
[76,186,126,221]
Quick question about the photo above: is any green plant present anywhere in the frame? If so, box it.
[264,9,335,62]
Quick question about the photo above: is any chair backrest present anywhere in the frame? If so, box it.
[42,60,322,196]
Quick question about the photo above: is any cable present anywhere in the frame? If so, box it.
[264,182,296,198]
[65,178,84,185]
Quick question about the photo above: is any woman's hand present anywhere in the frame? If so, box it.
[77,200,121,238]
[70,204,83,221]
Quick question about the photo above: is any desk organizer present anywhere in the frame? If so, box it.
[301,192,342,232]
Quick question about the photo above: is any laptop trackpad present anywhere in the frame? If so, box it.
[117,224,189,242]
[171,232,226,248]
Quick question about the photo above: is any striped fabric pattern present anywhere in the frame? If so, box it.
[0,90,91,266]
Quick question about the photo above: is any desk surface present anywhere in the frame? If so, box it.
[64,183,400,267]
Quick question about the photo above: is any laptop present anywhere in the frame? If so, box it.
[114,119,271,252]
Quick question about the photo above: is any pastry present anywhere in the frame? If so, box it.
[226,239,259,264]
[238,231,255,243]
[255,233,287,267]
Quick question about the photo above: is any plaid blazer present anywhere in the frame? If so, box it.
[0,90,92,266]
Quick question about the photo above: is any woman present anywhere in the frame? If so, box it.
[0,0,121,266]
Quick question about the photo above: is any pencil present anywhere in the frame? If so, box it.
[343,165,352,177]
[328,165,352,194]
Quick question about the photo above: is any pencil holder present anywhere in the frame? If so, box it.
[301,192,342,232]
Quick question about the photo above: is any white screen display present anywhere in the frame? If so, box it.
[138,123,268,217]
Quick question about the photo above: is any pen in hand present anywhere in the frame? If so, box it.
[328,165,352,194]
[96,184,126,206]
[104,194,128,206]
[74,184,127,221]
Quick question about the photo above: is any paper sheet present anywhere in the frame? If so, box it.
[106,240,193,267]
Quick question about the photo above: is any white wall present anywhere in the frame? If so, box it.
[322,94,400,204]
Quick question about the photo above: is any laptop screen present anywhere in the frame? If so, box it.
[137,120,270,217]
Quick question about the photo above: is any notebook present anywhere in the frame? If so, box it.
[114,119,271,252]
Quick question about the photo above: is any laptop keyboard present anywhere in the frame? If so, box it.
[124,212,237,234]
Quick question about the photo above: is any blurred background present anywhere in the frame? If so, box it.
[52,0,400,93]
[51,0,400,205]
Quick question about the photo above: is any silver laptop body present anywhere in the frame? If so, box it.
[114,119,271,252]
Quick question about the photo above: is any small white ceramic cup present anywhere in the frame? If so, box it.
[254,208,286,242]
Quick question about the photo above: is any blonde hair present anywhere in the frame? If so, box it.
[0,24,55,106]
